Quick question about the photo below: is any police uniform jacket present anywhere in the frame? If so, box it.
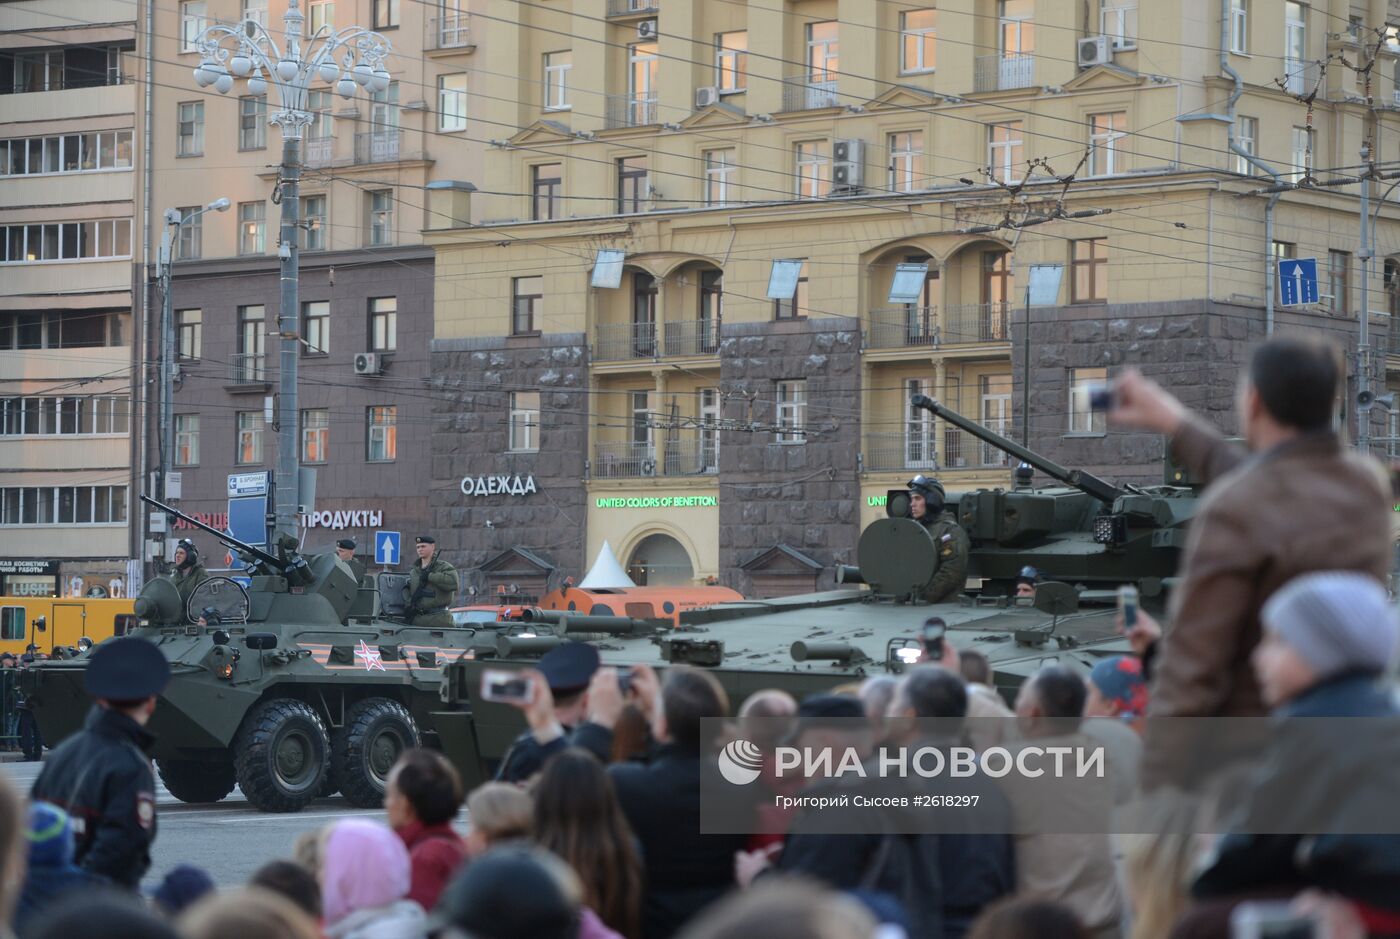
[32,706,158,888]
[921,510,970,604]
[407,556,458,613]
[495,721,613,783]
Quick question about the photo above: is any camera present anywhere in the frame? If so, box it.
[480,669,534,704]
[921,616,947,660]
[1087,383,1115,412]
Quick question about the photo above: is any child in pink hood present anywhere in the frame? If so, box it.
[320,818,427,939]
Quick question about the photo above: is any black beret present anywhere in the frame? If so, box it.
[83,637,171,700]
[416,535,436,545]
[336,538,356,551]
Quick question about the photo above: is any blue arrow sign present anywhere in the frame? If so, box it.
[375,531,401,566]
[1277,257,1319,306]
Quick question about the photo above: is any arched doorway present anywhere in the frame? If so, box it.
[626,533,694,586]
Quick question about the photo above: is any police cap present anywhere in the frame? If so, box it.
[536,641,600,694]
[336,538,356,551]
[416,535,436,545]
[83,636,171,701]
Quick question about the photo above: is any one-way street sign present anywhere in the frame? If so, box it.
[375,531,401,567]
[1278,257,1319,306]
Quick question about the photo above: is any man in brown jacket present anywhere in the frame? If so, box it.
[1108,337,1391,786]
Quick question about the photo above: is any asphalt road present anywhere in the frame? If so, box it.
[1,759,392,889]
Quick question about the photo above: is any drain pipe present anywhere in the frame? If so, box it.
[1220,8,1284,335]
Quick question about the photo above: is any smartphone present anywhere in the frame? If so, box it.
[1087,383,1115,412]
[921,616,947,661]
[1229,901,1318,939]
[1118,585,1139,629]
[480,669,534,705]
[617,669,633,695]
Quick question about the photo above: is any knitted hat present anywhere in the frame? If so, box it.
[1088,655,1149,720]
[1261,572,1400,681]
[26,803,74,868]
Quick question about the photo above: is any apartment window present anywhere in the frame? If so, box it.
[238,95,267,150]
[544,52,571,110]
[699,269,723,348]
[807,21,839,85]
[988,121,1023,183]
[1088,112,1126,176]
[1071,238,1109,303]
[1101,1,1137,49]
[369,297,397,352]
[532,164,562,220]
[302,301,329,355]
[630,391,653,455]
[1290,125,1310,182]
[176,309,202,360]
[508,392,540,452]
[1272,240,1296,295]
[174,415,199,466]
[367,406,397,462]
[438,74,467,132]
[0,395,129,436]
[175,207,202,259]
[301,194,326,251]
[617,157,648,214]
[716,32,748,92]
[369,82,400,139]
[236,412,264,465]
[1327,249,1350,315]
[236,305,265,382]
[301,409,329,463]
[181,1,208,51]
[1000,0,1035,55]
[367,189,393,246]
[238,201,265,255]
[5,50,64,94]
[242,0,268,26]
[1234,116,1257,175]
[900,10,937,74]
[309,0,334,33]
[0,220,131,263]
[512,276,542,335]
[775,380,807,444]
[704,149,735,206]
[0,131,133,177]
[1230,0,1248,53]
[1285,2,1308,94]
[982,250,1013,311]
[795,141,830,198]
[774,262,810,319]
[0,486,127,526]
[307,89,334,140]
[177,101,203,156]
[373,0,399,29]
[888,131,925,192]
[1068,368,1108,434]
[628,43,659,125]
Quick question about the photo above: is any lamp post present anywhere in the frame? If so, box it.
[156,198,228,557]
[191,0,391,540]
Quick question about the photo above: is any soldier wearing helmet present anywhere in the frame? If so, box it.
[907,474,970,603]
[170,539,209,613]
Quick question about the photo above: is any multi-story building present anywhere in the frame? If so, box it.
[428,0,1400,597]
[0,1,144,599]
[148,0,484,564]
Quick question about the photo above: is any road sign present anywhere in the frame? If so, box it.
[1278,257,1319,306]
[375,531,401,566]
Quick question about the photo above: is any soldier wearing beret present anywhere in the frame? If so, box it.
[494,641,619,784]
[31,637,171,889]
[335,538,366,584]
[407,535,458,629]
[907,474,969,604]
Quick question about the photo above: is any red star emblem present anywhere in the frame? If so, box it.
[355,640,385,672]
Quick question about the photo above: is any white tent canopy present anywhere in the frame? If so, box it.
[578,540,636,589]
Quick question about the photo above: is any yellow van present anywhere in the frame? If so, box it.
[0,597,136,657]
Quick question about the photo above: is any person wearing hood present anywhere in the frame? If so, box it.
[906,474,969,603]
[319,819,426,939]
[15,803,98,934]
[171,539,209,613]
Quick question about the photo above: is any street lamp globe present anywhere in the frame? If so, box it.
[336,76,357,98]
[352,63,373,86]
[276,59,299,82]
[247,74,267,95]
[214,72,235,94]
[229,53,253,77]
[318,61,339,84]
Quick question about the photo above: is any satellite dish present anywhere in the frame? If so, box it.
[579,541,636,589]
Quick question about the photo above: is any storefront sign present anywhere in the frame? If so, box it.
[5,576,56,597]
[595,495,717,509]
[305,510,384,529]
[0,560,60,576]
[867,495,888,507]
[174,512,230,531]
[461,474,538,497]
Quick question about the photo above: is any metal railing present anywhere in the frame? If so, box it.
[664,319,721,357]
[974,54,1035,92]
[782,78,839,111]
[354,130,401,164]
[864,428,1013,472]
[608,0,659,13]
[231,353,266,383]
[605,94,658,128]
[427,13,472,50]
[594,435,717,478]
[595,322,658,361]
[868,307,939,349]
[943,303,1011,343]
[304,136,334,167]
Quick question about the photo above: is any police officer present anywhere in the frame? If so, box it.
[31,636,170,889]
[407,535,458,628]
[495,641,615,784]
[170,538,208,611]
[908,474,970,603]
[336,538,366,583]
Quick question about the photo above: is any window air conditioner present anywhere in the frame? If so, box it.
[695,86,720,109]
[637,19,657,39]
[353,352,383,375]
[1077,36,1112,68]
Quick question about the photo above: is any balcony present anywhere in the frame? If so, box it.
[782,78,839,111]
[944,303,1010,343]
[595,322,656,361]
[607,0,659,14]
[974,54,1035,92]
[864,428,1013,473]
[594,436,718,478]
[664,319,722,357]
[426,14,473,52]
[605,95,659,129]
[304,136,334,167]
[867,304,1010,349]
[230,353,266,384]
[354,130,401,164]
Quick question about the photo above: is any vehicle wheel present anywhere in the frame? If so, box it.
[157,757,237,804]
[331,698,419,808]
[233,698,330,813]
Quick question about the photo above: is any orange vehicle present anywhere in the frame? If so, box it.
[0,596,136,657]
[536,584,744,626]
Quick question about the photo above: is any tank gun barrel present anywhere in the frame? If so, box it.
[910,395,1123,504]
[139,493,285,573]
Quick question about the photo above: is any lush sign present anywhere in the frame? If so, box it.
[596,495,718,509]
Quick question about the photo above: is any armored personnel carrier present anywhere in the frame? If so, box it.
[434,395,1198,784]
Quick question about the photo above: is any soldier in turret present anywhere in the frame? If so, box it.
[170,539,209,613]
[407,535,458,628]
[907,474,970,603]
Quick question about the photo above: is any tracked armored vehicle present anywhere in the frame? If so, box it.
[434,396,1198,784]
